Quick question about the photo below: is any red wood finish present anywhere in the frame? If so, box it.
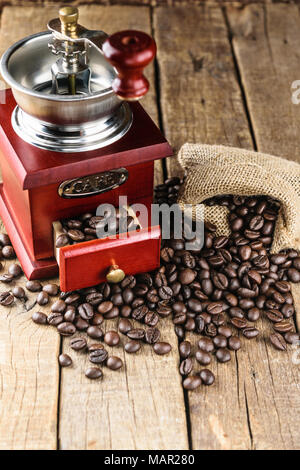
[102,30,156,100]
[0,90,172,189]
[0,184,58,280]
[59,225,161,292]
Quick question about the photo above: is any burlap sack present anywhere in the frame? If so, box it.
[178,144,300,254]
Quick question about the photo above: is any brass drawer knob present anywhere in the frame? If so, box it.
[106,265,125,283]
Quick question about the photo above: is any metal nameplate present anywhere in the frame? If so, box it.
[58,168,129,198]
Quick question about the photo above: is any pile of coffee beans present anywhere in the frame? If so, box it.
[1,177,300,389]
[56,206,140,248]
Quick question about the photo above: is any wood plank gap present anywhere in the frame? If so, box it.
[150,4,168,181]
[222,6,257,150]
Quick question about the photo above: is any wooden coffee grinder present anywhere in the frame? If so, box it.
[0,6,172,291]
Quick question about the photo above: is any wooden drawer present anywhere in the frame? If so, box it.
[53,220,161,292]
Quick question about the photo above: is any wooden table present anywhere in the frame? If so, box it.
[0,2,299,450]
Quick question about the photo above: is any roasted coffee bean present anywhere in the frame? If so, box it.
[0,233,11,246]
[273,320,293,333]
[145,327,160,344]
[51,299,66,313]
[85,367,103,380]
[213,335,227,349]
[199,369,215,386]
[56,234,70,248]
[205,323,217,337]
[74,317,89,331]
[153,342,172,355]
[59,354,72,367]
[287,268,300,283]
[127,328,145,340]
[270,254,288,265]
[0,273,15,283]
[229,307,245,319]
[63,307,76,321]
[179,268,197,285]
[104,330,120,346]
[231,317,248,330]
[70,337,87,351]
[243,327,259,339]
[118,318,132,334]
[158,286,173,300]
[284,332,300,344]
[107,356,123,370]
[183,375,201,390]
[161,247,174,263]
[8,264,22,277]
[0,291,14,306]
[270,333,287,351]
[57,322,76,336]
[43,283,59,296]
[179,358,193,376]
[195,350,211,366]
[97,300,113,314]
[47,312,64,326]
[78,303,94,320]
[32,311,47,325]
[12,286,26,299]
[88,343,104,352]
[179,341,191,359]
[132,305,148,321]
[37,291,49,306]
[89,348,108,364]
[2,245,15,259]
[91,313,104,326]
[87,326,104,340]
[216,348,231,363]
[198,337,214,353]
[218,326,232,338]
[124,340,141,354]
[26,280,42,292]
[228,336,241,351]
[265,309,283,323]
[247,307,260,322]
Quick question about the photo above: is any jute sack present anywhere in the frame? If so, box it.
[177,143,300,254]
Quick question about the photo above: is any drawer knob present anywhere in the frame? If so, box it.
[106,265,125,284]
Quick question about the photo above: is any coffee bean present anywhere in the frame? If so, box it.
[43,283,59,296]
[89,348,108,364]
[179,341,191,359]
[88,343,104,352]
[74,317,89,331]
[213,335,227,349]
[132,305,148,321]
[270,333,287,351]
[199,369,215,386]
[158,286,173,300]
[91,313,104,326]
[124,340,141,353]
[228,336,241,351]
[12,286,26,299]
[59,354,72,367]
[179,268,197,285]
[87,326,104,340]
[179,358,193,376]
[107,356,123,370]
[183,375,202,390]
[0,291,14,306]
[243,327,259,339]
[265,309,283,323]
[26,280,42,292]
[127,328,145,340]
[247,307,260,322]
[85,367,103,380]
[2,245,15,259]
[273,320,293,333]
[153,342,172,355]
[284,332,300,344]
[37,291,49,306]
[145,327,160,344]
[32,311,47,325]
[70,337,87,351]
[216,348,231,363]
[78,303,94,320]
[231,317,248,329]
[195,350,211,365]
[8,264,22,277]
[57,322,76,336]
[56,234,70,248]
[144,311,159,326]
[97,300,113,314]
[63,308,75,323]
[0,273,17,283]
[198,337,214,353]
[47,312,64,326]
[118,318,132,334]
[51,300,66,313]
[287,268,300,283]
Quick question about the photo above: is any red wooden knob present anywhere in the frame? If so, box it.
[102,30,156,100]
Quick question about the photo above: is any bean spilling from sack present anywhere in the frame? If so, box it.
[0,178,299,390]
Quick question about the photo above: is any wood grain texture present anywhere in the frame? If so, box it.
[58,5,188,450]
[156,4,300,450]
[0,7,61,450]
[154,4,253,176]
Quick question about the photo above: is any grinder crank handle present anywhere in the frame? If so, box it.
[102,30,156,101]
